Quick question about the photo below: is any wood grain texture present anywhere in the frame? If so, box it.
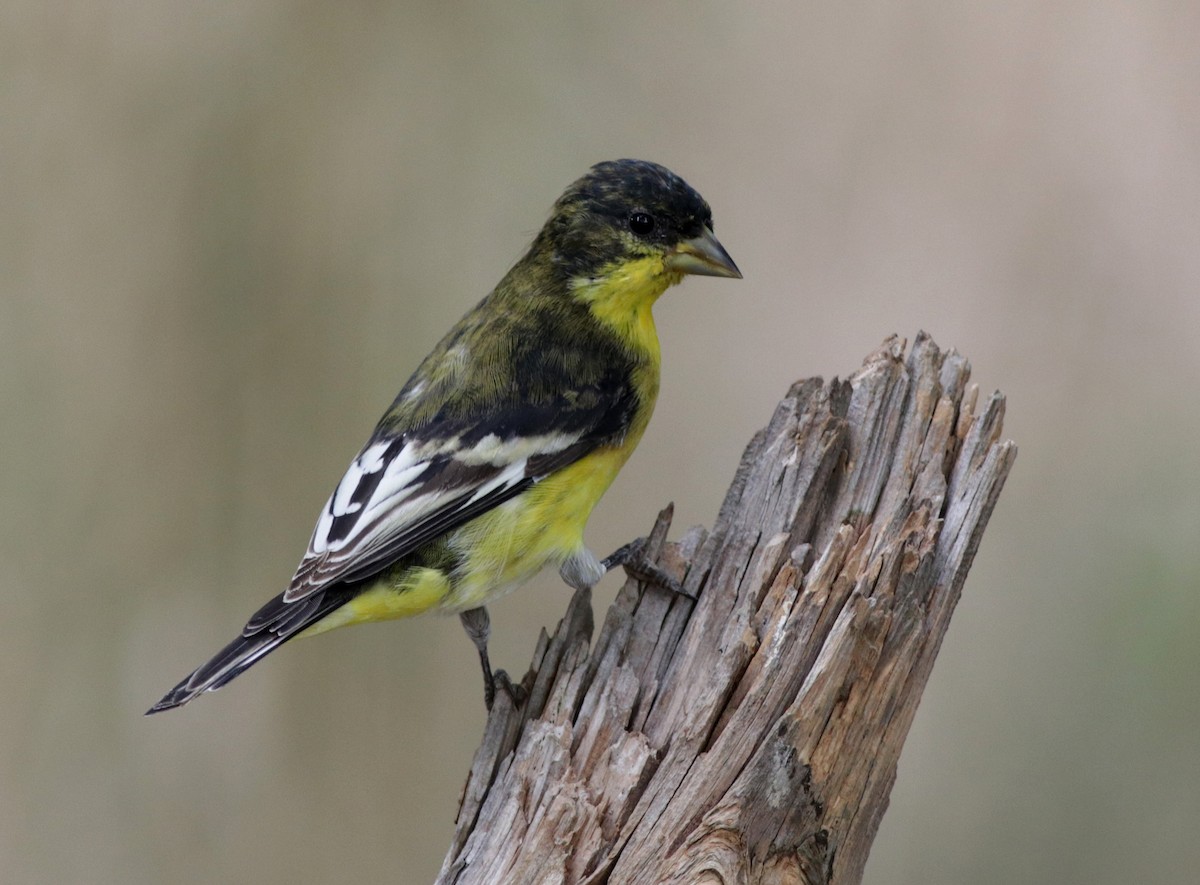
[436,333,1017,885]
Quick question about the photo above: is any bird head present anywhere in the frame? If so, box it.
[535,159,741,291]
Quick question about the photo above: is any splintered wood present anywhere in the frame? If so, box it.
[436,333,1016,885]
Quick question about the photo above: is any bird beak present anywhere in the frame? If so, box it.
[665,227,742,279]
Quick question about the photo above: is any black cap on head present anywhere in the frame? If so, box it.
[534,159,725,279]
[559,159,714,241]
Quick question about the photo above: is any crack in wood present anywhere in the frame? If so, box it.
[436,334,1016,885]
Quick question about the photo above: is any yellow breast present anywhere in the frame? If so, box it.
[444,440,642,610]
[305,254,675,631]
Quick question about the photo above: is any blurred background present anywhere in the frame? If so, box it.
[4,2,1198,882]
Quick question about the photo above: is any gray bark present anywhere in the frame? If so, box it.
[436,333,1017,885]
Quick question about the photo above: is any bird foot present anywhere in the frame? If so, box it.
[601,538,693,598]
[485,668,527,711]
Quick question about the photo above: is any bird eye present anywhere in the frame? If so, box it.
[628,212,656,236]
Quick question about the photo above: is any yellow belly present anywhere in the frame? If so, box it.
[304,251,673,636]
[445,443,638,610]
[298,566,452,637]
[299,442,642,636]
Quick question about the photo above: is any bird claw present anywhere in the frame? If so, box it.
[485,668,527,711]
[602,538,692,598]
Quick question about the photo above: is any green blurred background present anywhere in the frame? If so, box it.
[5,2,1198,883]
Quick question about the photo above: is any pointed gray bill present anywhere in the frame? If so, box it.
[665,226,742,279]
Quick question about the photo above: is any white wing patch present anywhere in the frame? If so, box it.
[454,431,577,466]
[285,429,583,602]
[466,460,527,505]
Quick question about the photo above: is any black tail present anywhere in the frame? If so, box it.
[146,585,355,714]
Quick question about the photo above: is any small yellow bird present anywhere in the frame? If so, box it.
[148,159,740,713]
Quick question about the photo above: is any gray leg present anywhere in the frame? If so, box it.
[459,607,522,710]
[559,547,606,593]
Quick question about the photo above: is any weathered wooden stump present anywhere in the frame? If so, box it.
[437,333,1016,885]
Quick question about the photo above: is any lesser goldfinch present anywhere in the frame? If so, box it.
[148,159,740,714]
